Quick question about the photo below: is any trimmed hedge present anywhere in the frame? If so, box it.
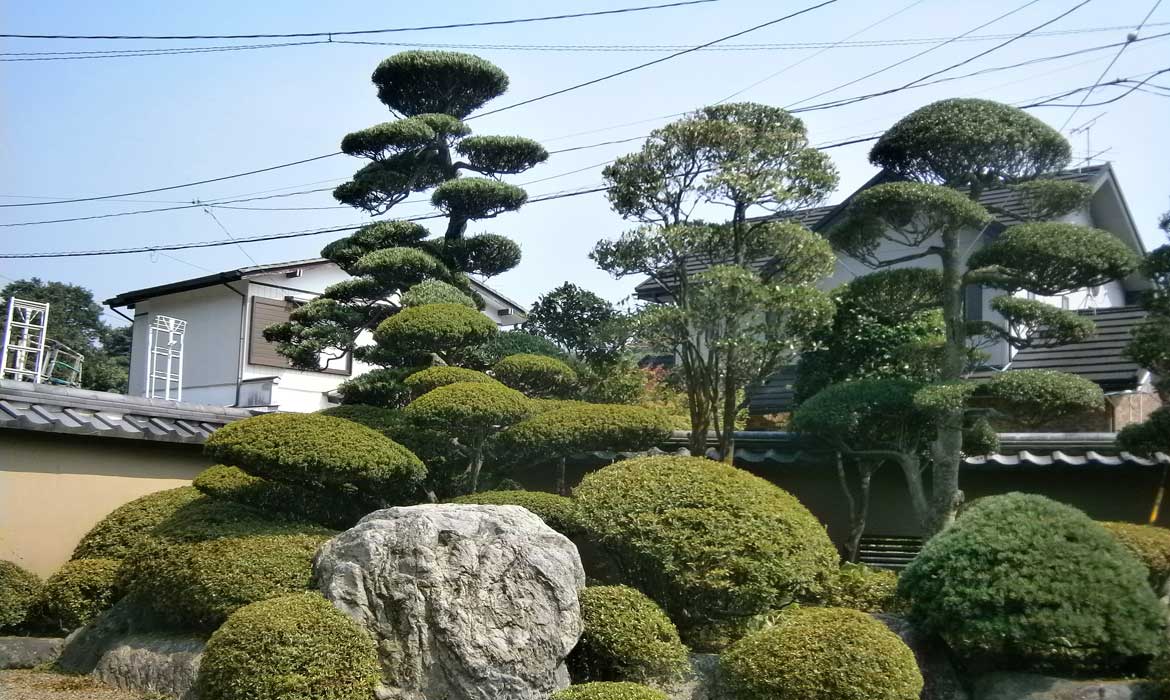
[72,486,202,560]
[502,403,672,459]
[574,456,838,645]
[372,302,497,365]
[204,412,425,498]
[318,404,406,437]
[400,279,477,309]
[335,366,414,408]
[404,380,531,431]
[197,592,380,700]
[493,353,578,397]
[551,682,668,700]
[0,560,41,632]
[464,330,567,369]
[1101,522,1170,591]
[124,532,330,631]
[721,607,923,700]
[37,558,121,632]
[449,490,581,536]
[899,493,1165,673]
[194,465,373,530]
[569,585,689,684]
[823,563,900,614]
[150,496,335,544]
[404,366,498,395]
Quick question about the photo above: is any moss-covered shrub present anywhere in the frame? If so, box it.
[124,532,330,631]
[194,465,372,530]
[493,353,578,397]
[450,490,582,536]
[318,403,406,437]
[37,558,121,632]
[204,412,425,499]
[569,585,689,684]
[899,493,1165,673]
[720,607,923,700]
[574,456,838,644]
[197,592,380,700]
[1102,522,1170,591]
[71,486,202,560]
[404,365,498,395]
[822,563,900,613]
[0,560,41,632]
[551,682,668,700]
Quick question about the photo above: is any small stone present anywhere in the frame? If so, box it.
[973,672,1160,700]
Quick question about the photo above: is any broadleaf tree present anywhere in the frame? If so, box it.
[592,102,839,458]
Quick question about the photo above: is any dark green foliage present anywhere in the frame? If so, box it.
[372,50,508,117]
[404,366,498,395]
[352,246,450,288]
[196,592,381,700]
[340,118,436,159]
[336,366,414,408]
[124,533,330,631]
[371,303,497,366]
[321,221,431,273]
[551,683,668,700]
[501,403,673,460]
[0,560,41,632]
[431,177,527,220]
[987,296,1096,348]
[400,279,476,308]
[149,496,336,544]
[822,563,900,614]
[792,378,931,449]
[72,486,203,560]
[569,585,689,684]
[1127,244,1170,399]
[333,156,449,211]
[524,282,628,365]
[404,380,530,431]
[967,222,1139,295]
[974,369,1104,428]
[869,98,1071,189]
[457,135,549,174]
[449,490,582,536]
[898,493,1165,673]
[36,558,120,632]
[194,465,372,530]
[465,330,567,369]
[204,412,425,497]
[1011,179,1094,221]
[720,607,923,700]
[574,456,838,641]
[576,360,650,405]
[1101,522,1170,590]
[427,233,522,277]
[1117,406,1170,457]
[493,353,579,397]
[318,404,406,437]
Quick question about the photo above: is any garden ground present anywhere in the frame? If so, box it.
[0,669,152,700]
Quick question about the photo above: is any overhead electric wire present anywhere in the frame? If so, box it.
[0,0,721,40]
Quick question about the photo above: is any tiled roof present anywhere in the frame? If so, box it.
[745,365,798,416]
[0,379,255,444]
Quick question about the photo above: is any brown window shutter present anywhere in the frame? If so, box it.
[249,297,294,369]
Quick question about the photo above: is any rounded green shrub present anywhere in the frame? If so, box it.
[502,403,672,461]
[318,403,406,437]
[898,493,1165,673]
[124,532,330,631]
[372,50,508,118]
[150,495,335,543]
[204,412,425,498]
[197,592,380,700]
[720,607,923,700]
[372,303,497,365]
[404,366,498,395]
[37,558,121,632]
[450,490,581,536]
[551,682,668,700]
[404,380,531,431]
[573,456,838,643]
[0,560,42,632]
[335,366,414,408]
[464,330,567,369]
[194,465,371,530]
[72,486,202,560]
[569,585,689,684]
[1101,522,1170,591]
[493,353,578,397]
[400,279,477,309]
[823,563,900,614]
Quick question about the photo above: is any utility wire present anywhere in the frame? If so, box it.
[203,207,259,265]
[0,0,722,40]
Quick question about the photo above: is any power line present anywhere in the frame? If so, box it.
[0,0,721,40]
[467,0,841,120]
[203,207,259,266]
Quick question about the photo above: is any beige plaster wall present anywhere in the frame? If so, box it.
[0,431,206,578]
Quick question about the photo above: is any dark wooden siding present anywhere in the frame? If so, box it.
[248,297,350,375]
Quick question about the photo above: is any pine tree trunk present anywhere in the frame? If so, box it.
[469,435,486,494]
[719,367,737,463]
[929,228,968,533]
[556,456,567,496]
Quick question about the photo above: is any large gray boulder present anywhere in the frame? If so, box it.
[0,636,65,669]
[972,672,1160,700]
[314,504,586,700]
[92,635,204,700]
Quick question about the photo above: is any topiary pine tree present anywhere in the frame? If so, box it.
[827,98,1139,533]
[265,51,547,388]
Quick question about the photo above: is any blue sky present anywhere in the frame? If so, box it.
[2,0,1168,326]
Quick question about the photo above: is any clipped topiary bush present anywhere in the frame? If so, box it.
[404,365,498,395]
[574,456,838,645]
[720,606,923,700]
[823,563,900,614]
[194,465,372,530]
[372,302,497,366]
[551,682,668,700]
[502,404,672,460]
[1101,522,1170,591]
[464,330,567,369]
[449,490,582,536]
[569,585,689,684]
[204,412,425,499]
[197,592,380,700]
[0,560,42,632]
[335,366,414,408]
[493,353,578,397]
[71,486,203,560]
[124,532,331,631]
[150,496,335,544]
[318,403,406,437]
[899,493,1166,673]
[400,278,477,309]
[36,558,121,632]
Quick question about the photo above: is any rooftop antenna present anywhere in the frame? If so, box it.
[145,314,186,401]
[1069,112,1108,168]
[1,297,50,383]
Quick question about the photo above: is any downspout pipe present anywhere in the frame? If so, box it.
[222,283,247,407]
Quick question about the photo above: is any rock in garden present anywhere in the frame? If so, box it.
[875,614,969,700]
[0,636,64,669]
[972,672,1160,700]
[314,504,586,700]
